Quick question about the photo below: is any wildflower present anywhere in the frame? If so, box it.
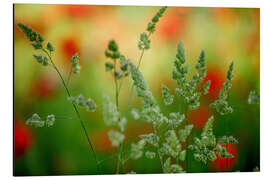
[14,121,33,159]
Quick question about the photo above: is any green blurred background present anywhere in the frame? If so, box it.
[14,4,260,175]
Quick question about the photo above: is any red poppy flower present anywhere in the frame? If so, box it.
[211,144,237,172]
[188,105,213,129]
[30,75,58,99]
[202,68,225,99]
[61,37,80,61]
[14,121,33,159]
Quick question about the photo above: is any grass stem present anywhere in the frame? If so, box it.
[42,48,101,173]
[112,59,124,174]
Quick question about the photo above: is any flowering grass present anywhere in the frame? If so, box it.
[16,6,260,175]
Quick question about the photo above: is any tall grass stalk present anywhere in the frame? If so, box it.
[41,48,101,173]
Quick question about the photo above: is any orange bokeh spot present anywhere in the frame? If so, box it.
[158,14,184,40]
[60,5,93,18]
[90,129,117,152]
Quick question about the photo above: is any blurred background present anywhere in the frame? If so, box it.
[14,4,260,175]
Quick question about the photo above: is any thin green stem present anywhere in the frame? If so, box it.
[66,65,73,86]
[112,59,124,174]
[117,32,152,171]
[117,142,123,173]
[125,32,152,117]
[42,49,101,173]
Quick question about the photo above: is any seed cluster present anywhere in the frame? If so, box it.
[105,40,130,79]
[26,113,55,128]
[248,90,260,104]
[71,53,81,74]
[129,60,194,173]
[103,95,126,146]
[68,94,97,112]
[172,41,211,110]
[162,85,174,105]
[210,62,234,115]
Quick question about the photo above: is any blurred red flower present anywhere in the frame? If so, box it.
[60,5,93,18]
[157,14,184,40]
[91,129,116,152]
[188,105,213,129]
[202,68,225,99]
[211,144,237,172]
[30,75,58,99]
[61,37,80,61]
[14,121,33,159]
